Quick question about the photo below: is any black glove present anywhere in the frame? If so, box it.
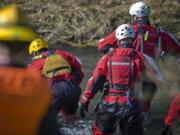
[161,125,172,135]
[79,103,88,118]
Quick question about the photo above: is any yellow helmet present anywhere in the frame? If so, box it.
[0,26,37,41]
[0,4,28,26]
[0,4,37,42]
[29,38,48,55]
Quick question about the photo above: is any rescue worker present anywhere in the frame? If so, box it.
[98,1,180,119]
[28,38,84,116]
[0,4,60,135]
[79,24,166,135]
[161,93,180,135]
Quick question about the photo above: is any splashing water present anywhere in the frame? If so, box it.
[59,117,92,135]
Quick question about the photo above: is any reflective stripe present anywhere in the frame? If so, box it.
[82,95,88,101]
[108,62,132,66]
[88,77,93,81]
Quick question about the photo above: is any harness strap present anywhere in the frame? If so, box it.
[101,49,141,111]
[138,26,144,53]
[109,48,114,88]
[110,84,130,91]
[107,92,127,96]
[46,66,70,74]
[108,49,135,92]
[128,50,136,88]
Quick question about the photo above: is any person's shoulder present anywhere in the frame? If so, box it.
[160,29,173,36]
[0,67,50,94]
[98,54,109,63]
[55,49,73,56]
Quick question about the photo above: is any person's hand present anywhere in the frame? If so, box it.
[79,103,88,118]
[161,125,172,135]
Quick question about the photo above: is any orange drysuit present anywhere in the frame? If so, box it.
[0,67,51,135]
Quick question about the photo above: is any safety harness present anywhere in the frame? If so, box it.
[108,47,135,91]
[108,47,141,110]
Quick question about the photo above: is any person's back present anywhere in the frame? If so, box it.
[0,67,51,135]
[106,47,144,91]
[28,38,84,116]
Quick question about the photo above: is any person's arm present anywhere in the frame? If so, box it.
[79,55,108,118]
[165,93,180,125]
[161,93,180,135]
[161,31,180,55]
[98,31,118,54]
[57,50,84,84]
[142,53,169,90]
[27,59,45,72]
[70,56,84,84]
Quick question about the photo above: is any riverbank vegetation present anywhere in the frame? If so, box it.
[3,0,180,47]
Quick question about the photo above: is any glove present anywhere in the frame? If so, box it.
[161,125,172,135]
[79,103,88,118]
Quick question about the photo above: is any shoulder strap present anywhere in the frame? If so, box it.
[138,26,144,53]
[108,48,114,88]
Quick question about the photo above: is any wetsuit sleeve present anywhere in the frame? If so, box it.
[161,31,180,54]
[27,59,45,72]
[164,93,180,125]
[98,31,118,54]
[69,56,84,84]
[80,56,108,105]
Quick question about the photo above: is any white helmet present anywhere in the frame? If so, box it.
[115,24,135,40]
[129,1,150,17]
